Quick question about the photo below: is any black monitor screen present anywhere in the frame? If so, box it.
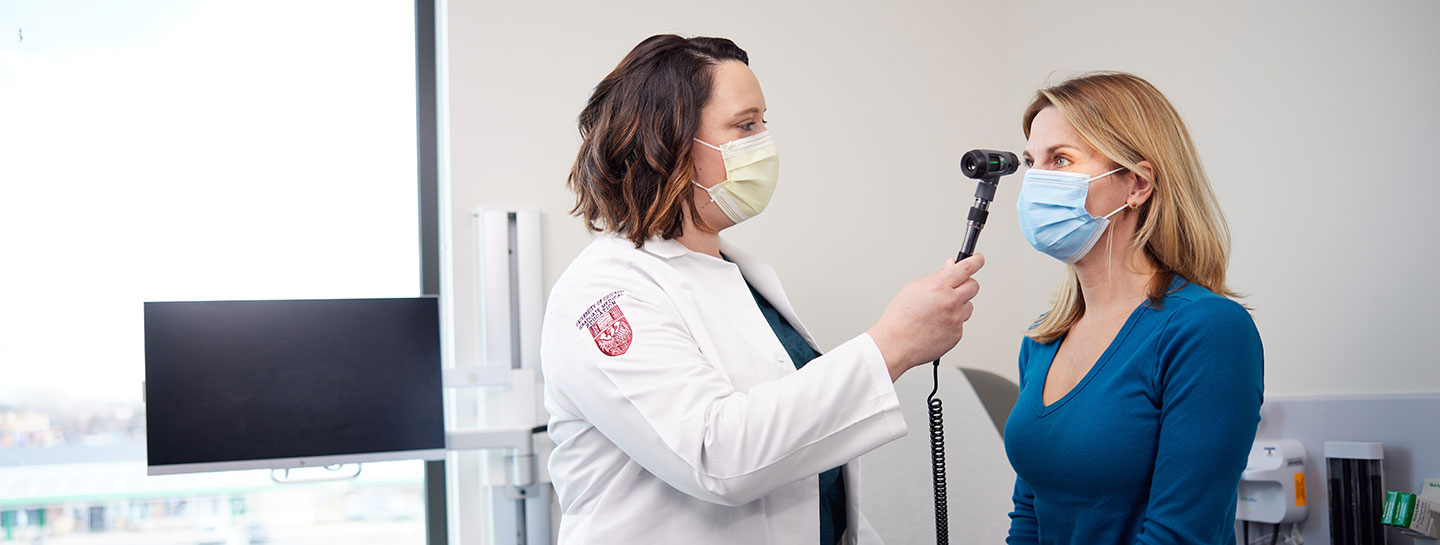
[144,297,445,474]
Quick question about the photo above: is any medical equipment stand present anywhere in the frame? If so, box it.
[440,208,552,545]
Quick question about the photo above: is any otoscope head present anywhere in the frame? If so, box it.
[960,149,1020,180]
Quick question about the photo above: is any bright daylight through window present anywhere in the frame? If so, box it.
[0,1,426,543]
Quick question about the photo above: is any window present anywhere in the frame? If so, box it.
[0,1,431,542]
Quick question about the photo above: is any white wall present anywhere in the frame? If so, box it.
[442,1,1021,541]
[999,0,1440,396]
[444,0,1025,391]
[442,0,1440,540]
[447,0,1440,402]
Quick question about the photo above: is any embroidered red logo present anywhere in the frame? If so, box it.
[588,304,633,356]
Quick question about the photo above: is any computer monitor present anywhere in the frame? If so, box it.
[143,297,445,475]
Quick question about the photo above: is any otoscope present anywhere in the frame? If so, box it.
[927,149,1019,545]
[955,149,1019,260]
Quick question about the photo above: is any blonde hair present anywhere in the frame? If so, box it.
[1022,72,1238,343]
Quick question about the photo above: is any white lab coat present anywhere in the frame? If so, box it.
[541,234,907,545]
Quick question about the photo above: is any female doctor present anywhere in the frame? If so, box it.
[540,35,984,545]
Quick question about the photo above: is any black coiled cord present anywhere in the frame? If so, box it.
[927,359,948,545]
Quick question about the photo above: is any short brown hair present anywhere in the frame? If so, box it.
[567,35,749,247]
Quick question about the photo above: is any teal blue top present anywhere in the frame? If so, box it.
[742,280,847,545]
[1004,277,1263,545]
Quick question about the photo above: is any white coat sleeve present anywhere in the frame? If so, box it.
[545,273,906,507]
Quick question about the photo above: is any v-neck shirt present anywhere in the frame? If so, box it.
[1003,278,1264,545]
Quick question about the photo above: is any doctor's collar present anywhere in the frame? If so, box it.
[637,236,744,268]
[639,236,691,259]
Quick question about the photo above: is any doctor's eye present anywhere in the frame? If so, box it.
[739,121,758,131]
[1023,157,1034,167]
[1053,156,1072,168]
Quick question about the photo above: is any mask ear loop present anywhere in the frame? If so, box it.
[692,137,723,152]
[1090,163,1130,287]
[1101,203,1129,290]
[691,138,729,198]
[1088,166,1127,286]
[691,180,717,203]
[1088,167,1125,184]
[1106,219,1114,290]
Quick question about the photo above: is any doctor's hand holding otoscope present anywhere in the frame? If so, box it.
[865,253,984,382]
[866,150,1016,384]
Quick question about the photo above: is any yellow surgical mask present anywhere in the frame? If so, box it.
[691,130,779,223]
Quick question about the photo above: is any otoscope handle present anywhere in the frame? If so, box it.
[955,228,979,262]
[955,195,989,262]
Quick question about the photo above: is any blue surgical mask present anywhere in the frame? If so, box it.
[1016,167,1128,264]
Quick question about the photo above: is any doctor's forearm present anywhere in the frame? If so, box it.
[700,336,902,459]
[654,335,905,505]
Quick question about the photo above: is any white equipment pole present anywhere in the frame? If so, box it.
[444,207,551,545]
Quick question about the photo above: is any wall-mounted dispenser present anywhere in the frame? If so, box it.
[1238,439,1310,524]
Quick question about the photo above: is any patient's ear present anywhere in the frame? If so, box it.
[1129,160,1155,207]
